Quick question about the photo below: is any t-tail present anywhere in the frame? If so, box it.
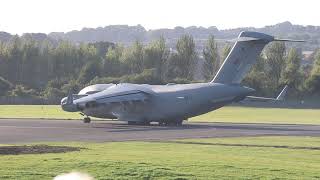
[211,31,303,84]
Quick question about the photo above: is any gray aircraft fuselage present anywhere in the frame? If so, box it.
[71,83,253,122]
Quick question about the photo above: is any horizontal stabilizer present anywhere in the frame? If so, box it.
[228,37,271,42]
[274,38,305,42]
[244,85,288,102]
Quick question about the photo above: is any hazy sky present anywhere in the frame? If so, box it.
[1,0,319,34]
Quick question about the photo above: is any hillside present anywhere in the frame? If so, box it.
[48,21,318,51]
[0,21,319,51]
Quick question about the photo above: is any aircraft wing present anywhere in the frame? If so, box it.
[72,88,151,110]
[94,90,150,104]
[62,84,152,115]
[61,84,157,113]
[243,85,288,102]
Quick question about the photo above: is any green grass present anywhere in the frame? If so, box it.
[0,105,82,119]
[1,136,320,179]
[190,106,320,124]
[1,105,320,124]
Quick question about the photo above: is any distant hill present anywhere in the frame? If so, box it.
[1,22,319,51]
[47,21,320,51]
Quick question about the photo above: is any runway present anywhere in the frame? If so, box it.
[0,119,320,144]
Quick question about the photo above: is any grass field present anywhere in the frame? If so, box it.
[190,106,320,124]
[1,136,320,179]
[1,105,320,124]
[0,105,82,119]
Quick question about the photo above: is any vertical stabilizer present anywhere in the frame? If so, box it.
[211,31,274,84]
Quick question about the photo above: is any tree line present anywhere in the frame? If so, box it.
[0,34,319,103]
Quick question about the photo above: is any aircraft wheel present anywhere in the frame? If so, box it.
[166,120,183,126]
[128,121,136,125]
[175,120,183,126]
[128,121,150,126]
[159,120,182,126]
[159,121,165,126]
[165,121,175,126]
[145,121,151,126]
[83,117,91,123]
[138,121,151,126]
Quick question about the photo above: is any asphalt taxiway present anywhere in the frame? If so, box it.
[0,119,320,144]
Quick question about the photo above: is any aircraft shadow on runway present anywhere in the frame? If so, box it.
[89,122,320,133]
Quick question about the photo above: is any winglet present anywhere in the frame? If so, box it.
[276,85,288,101]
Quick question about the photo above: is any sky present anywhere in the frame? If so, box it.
[0,0,319,34]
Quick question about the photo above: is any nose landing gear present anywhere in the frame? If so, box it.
[83,117,91,123]
[80,112,91,123]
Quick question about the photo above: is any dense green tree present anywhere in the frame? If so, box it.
[20,39,40,87]
[121,40,144,74]
[220,44,231,65]
[42,86,65,101]
[121,68,161,84]
[89,41,114,57]
[61,79,82,95]
[280,48,302,90]
[175,35,197,80]
[265,42,286,90]
[202,35,219,81]
[242,55,270,96]
[306,50,320,94]
[104,45,124,77]
[6,36,23,84]
[0,33,318,103]
[89,76,122,85]
[165,53,182,81]
[77,60,102,84]
[9,85,37,97]
[0,76,13,96]
[143,36,169,82]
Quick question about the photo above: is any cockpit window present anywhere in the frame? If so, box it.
[85,91,100,95]
[78,84,114,95]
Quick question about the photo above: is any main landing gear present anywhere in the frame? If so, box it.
[159,119,183,126]
[83,117,91,123]
[127,121,150,125]
[127,119,184,126]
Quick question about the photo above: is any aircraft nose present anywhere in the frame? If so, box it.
[61,97,78,112]
[61,97,67,105]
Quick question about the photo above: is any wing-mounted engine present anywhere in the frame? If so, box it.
[95,90,149,104]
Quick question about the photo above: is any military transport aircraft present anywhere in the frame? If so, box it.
[61,31,301,126]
